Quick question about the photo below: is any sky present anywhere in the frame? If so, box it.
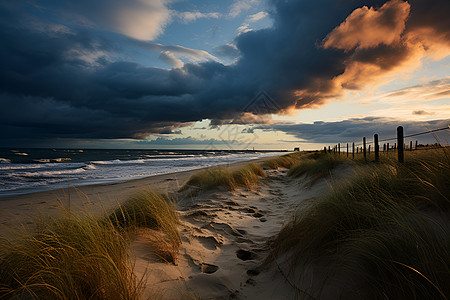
[0,0,449,150]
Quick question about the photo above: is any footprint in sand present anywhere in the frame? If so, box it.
[241,207,256,214]
[198,236,223,250]
[236,249,257,261]
[252,212,264,218]
[201,263,219,274]
[247,269,260,276]
[205,222,245,237]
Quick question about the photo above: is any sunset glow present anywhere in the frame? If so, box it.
[0,0,448,150]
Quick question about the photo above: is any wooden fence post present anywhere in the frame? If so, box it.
[363,137,367,160]
[387,142,389,152]
[374,134,379,162]
[397,126,404,163]
[394,143,396,150]
[324,146,327,153]
[352,142,355,158]
[410,140,413,151]
[415,140,418,150]
[347,143,349,157]
[368,144,371,155]
[338,143,340,155]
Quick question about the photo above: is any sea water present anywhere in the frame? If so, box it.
[0,148,286,198]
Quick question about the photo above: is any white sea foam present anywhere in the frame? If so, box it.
[0,151,287,197]
[35,158,72,163]
[0,158,11,164]
[53,158,72,163]
[91,159,145,165]
[9,168,87,178]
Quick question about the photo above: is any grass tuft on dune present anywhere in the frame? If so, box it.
[0,190,180,299]
[262,152,304,169]
[109,191,181,263]
[270,149,450,299]
[0,216,139,299]
[182,163,265,191]
[288,152,345,184]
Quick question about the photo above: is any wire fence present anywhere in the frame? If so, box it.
[323,125,450,162]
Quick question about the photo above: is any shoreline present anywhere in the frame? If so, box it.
[0,155,280,229]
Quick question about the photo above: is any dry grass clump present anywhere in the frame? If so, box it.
[109,191,181,263]
[182,163,265,191]
[262,152,305,169]
[0,190,181,298]
[232,163,266,190]
[182,167,236,191]
[288,153,344,184]
[270,149,449,299]
[0,216,139,299]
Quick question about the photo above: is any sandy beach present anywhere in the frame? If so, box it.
[0,153,345,298]
[129,159,353,299]
[0,156,280,231]
[1,149,448,299]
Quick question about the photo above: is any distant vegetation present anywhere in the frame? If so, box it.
[270,148,449,299]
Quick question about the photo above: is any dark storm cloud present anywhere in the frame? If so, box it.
[0,0,449,145]
[257,118,450,144]
[136,136,229,146]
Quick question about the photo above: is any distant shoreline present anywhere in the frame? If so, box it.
[0,155,281,230]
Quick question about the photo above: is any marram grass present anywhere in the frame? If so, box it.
[0,215,139,299]
[109,190,181,263]
[288,152,345,184]
[182,163,266,191]
[0,190,180,299]
[270,148,450,299]
[262,152,304,169]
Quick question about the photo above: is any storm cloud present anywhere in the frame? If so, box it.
[257,117,450,145]
[0,0,449,145]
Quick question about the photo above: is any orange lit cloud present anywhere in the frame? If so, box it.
[292,0,450,110]
[323,0,410,50]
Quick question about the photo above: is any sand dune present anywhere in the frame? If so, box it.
[132,166,349,299]
[0,155,352,298]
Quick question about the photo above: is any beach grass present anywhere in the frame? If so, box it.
[0,215,140,299]
[262,152,304,169]
[288,152,345,184]
[232,163,266,190]
[270,148,450,299]
[182,163,265,191]
[0,190,180,299]
[108,190,181,263]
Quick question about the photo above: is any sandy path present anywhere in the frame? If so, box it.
[131,167,343,299]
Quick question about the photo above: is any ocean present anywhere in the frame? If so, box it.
[0,148,286,198]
